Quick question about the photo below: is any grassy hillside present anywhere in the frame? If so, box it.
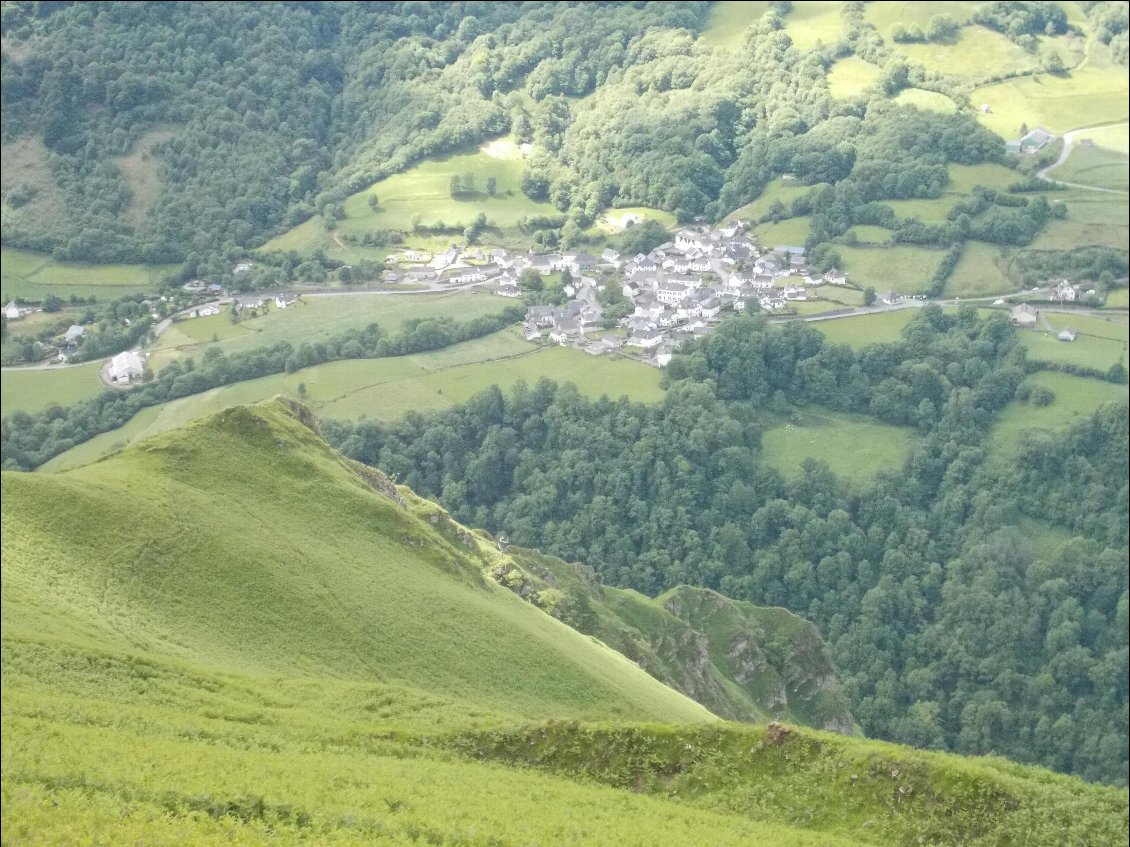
[4,398,1123,846]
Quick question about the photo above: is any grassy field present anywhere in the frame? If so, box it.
[146,291,511,370]
[42,331,665,472]
[893,26,1046,79]
[846,224,893,244]
[0,363,105,417]
[948,162,1023,193]
[1106,288,1129,308]
[988,370,1128,456]
[945,241,1015,297]
[813,284,867,306]
[1051,124,1130,191]
[781,1,842,51]
[727,178,819,222]
[113,127,175,230]
[813,309,920,348]
[0,247,173,301]
[753,215,811,247]
[973,41,1129,137]
[826,56,883,99]
[883,196,956,224]
[699,0,770,49]
[893,88,957,113]
[761,407,917,483]
[263,137,558,255]
[0,137,73,242]
[864,1,978,30]
[1028,190,1128,251]
[836,244,945,293]
[596,206,677,232]
[1018,312,1128,371]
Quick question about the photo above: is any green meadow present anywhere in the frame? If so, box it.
[893,88,957,113]
[973,41,1129,138]
[727,178,819,222]
[263,137,558,255]
[146,291,510,370]
[1017,312,1129,372]
[0,362,105,417]
[699,0,770,50]
[762,408,917,483]
[864,1,978,31]
[1106,288,1129,308]
[1029,190,1128,252]
[0,247,172,301]
[781,1,842,51]
[988,370,1128,456]
[945,241,1014,298]
[40,331,665,472]
[1051,123,1130,191]
[836,244,945,293]
[813,309,921,348]
[753,215,812,247]
[826,56,883,99]
[846,224,893,244]
[893,25,1047,79]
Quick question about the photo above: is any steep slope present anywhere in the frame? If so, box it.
[1,398,710,725]
[493,548,856,732]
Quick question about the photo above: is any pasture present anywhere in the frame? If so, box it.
[754,215,812,247]
[0,248,172,301]
[892,25,1063,80]
[988,371,1128,456]
[945,241,1014,297]
[1017,312,1128,372]
[700,0,770,50]
[1028,190,1128,251]
[597,206,677,232]
[41,331,665,472]
[1106,288,1129,308]
[812,309,920,348]
[727,178,819,222]
[781,1,842,51]
[761,407,917,484]
[864,1,978,31]
[113,127,175,230]
[145,290,511,369]
[826,57,883,99]
[264,137,559,254]
[847,225,893,244]
[893,88,957,114]
[973,41,1129,137]
[836,244,945,293]
[0,362,105,417]
[1051,125,1130,191]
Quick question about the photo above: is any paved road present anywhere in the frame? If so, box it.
[1037,122,1130,195]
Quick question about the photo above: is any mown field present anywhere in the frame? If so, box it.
[0,247,172,301]
[39,330,665,472]
[945,241,1015,298]
[893,88,957,113]
[0,362,105,417]
[761,407,918,483]
[836,244,944,293]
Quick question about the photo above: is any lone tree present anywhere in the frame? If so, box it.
[863,287,877,306]
[519,268,544,291]
[367,194,379,211]
[486,176,497,197]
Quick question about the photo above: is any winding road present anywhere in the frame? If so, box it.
[1037,122,1129,195]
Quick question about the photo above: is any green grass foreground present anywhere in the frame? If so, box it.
[3,399,1125,846]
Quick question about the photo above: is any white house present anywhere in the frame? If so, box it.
[656,283,690,304]
[882,292,902,306]
[497,283,521,298]
[1057,329,1077,342]
[627,329,663,350]
[109,351,145,383]
[4,301,24,320]
[193,303,221,317]
[823,268,847,285]
[64,324,86,344]
[1051,280,1078,302]
[275,294,298,309]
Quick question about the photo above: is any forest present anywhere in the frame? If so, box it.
[323,310,1129,785]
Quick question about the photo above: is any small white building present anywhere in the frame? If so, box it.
[109,351,145,383]
[64,325,86,344]
[193,303,221,317]
[1051,280,1078,302]
[1057,329,1076,342]
[4,301,24,320]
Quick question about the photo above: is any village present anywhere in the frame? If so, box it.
[375,221,876,367]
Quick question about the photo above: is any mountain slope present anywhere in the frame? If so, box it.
[1,398,711,725]
[2,398,1125,846]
